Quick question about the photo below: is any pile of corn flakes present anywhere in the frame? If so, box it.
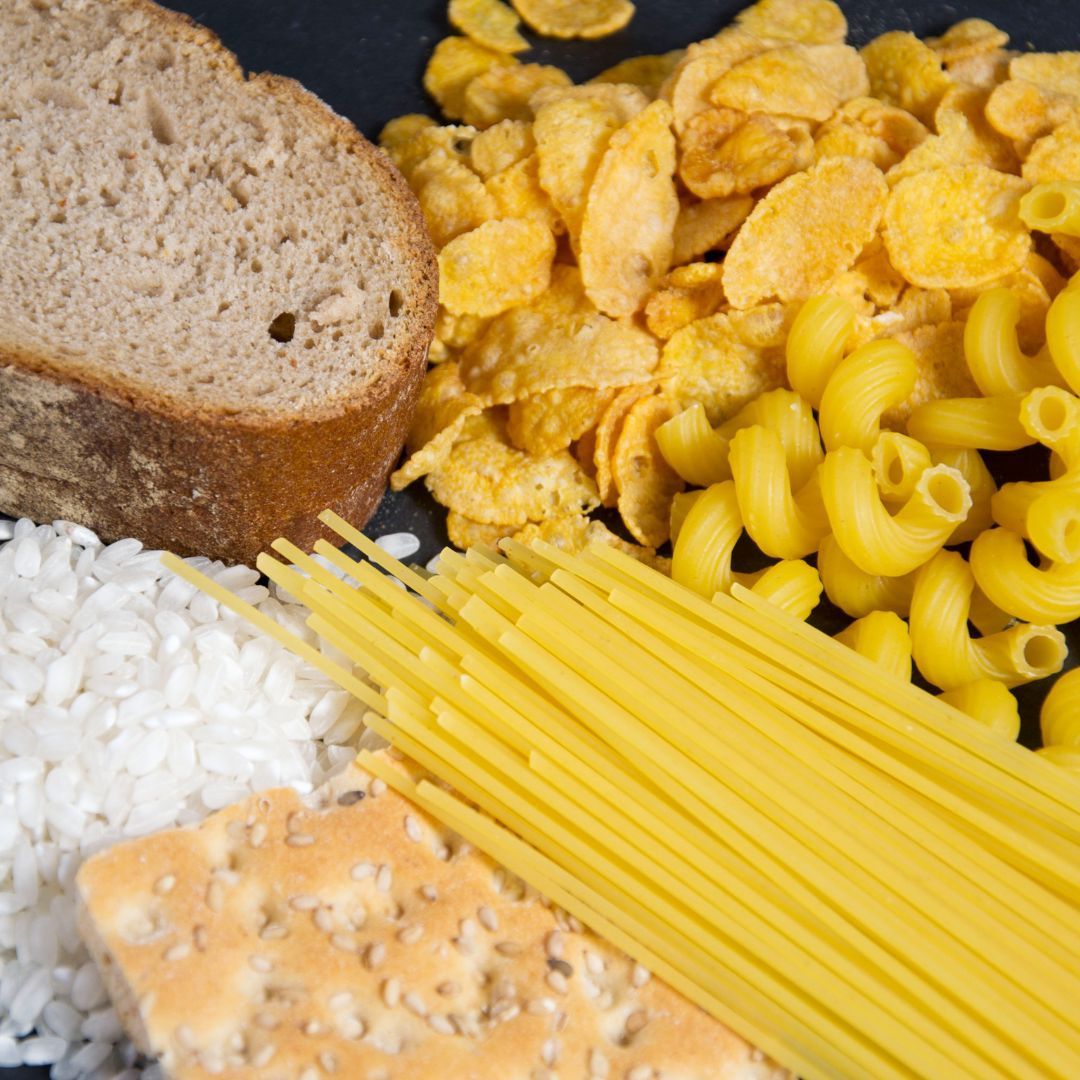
[384,0,1078,560]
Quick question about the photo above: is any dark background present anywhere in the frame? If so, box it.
[7,0,1076,1075]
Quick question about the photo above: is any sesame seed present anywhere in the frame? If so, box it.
[328,991,354,1010]
[228,1030,244,1051]
[437,980,461,997]
[566,914,583,933]
[193,925,208,951]
[546,969,568,994]
[248,955,273,974]
[370,778,387,797]
[547,957,574,978]
[365,941,387,969]
[199,1050,225,1073]
[585,950,605,976]
[477,905,498,932]
[597,989,614,1010]
[289,894,320,911]
[251,1044,276,1067]
[254,1012,280,1031]
[260,923,288,941]
[632,963,651,988]
[420,884,438,902]
[331,933,358,954]
[428,1014,455,1035]
[434,842,451,861]
[299,1068,319,1080]
[351,861,375,881]
[459,917,477,938]
[404,814,423,842]
[250,822,267,848]
[495,941,523,956]
[319,1051,339,1073]
[163,942,190,962]
[628,1066,654,1080]
[493,1002,520,1024]
[589,1048,610,1078]
[286,811,305,833]
[542,1038,560,1067]
[286,833,315,847]
[382,977,402,1008]
[403,991,428,1017]
[398,924,424,945]
[527,997,557,1016]
[303,1020,323,1036]
[545,931,564,959]
[376,864,392,893]
[625,1009,649,1036]
[314,909,334,933]
[205,880,224,912]
[492,868,506,893]
[339,1016,366,1040]
[214,868,240,887]
[582,978,600,999]
[154,874,176,895]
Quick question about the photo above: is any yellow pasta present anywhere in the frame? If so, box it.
[939,680,1022,742]
[669,488,704,545]
[655,401,732,487]
[746,559,822,622]
[670,480,743,598]
[872,432,932,507]
[834,610,912,683]
[1020,181,1080,239]
[816,534,915,619]
[728,425,829,559]
[1041,667,1080,748]
[1037,745,1080,771]
[818,339,918,453]
[909,550,1067,690]
[1027,490,1080,564]
[785,294,856,409]
[1046,283,1080,395]
[930,445,997,545]
[907,394,1035,452]
[821,448,971,576]
[963,287,1062,396]
[970,526,1080,625]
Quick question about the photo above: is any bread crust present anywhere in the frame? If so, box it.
[0,0,438,562]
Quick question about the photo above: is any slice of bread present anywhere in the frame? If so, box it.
[0,0,437,563]
[75,752,790,1080]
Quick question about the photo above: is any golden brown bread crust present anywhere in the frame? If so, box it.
[0,1,438,562]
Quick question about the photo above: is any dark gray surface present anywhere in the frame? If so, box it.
[6,0,1077,1074]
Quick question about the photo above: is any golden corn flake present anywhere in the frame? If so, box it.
[1011,52,1080,98]
[387,123,478,185]
[534,81,650,122]
[575,426,598,479]
[710,44,868,124]
[728,301,797,350]
[510,0,634,40]
[883,164,1030,289]
[379,114,437,154]
[927,19,1008,65]
[1023,117,1080,183]
[671,194,754,264]
[861,31,952,124]
[461,62,571,128]
[439,218,556,318]
[434,307,492,355]
[485,154,562,232]
[658,311,786,424]
[644,262,726,339]
[985,78,1076,146]
[613,394,685,547]
[827,246,906,312]
[459,265,660,403]
[591,51,685,97]
[594,385,653,506]
[946,47,1013,92]
[881,321,978,428]
[390,363,485,490]
[446,512,517,550]
[414,151,498,247]
[469,118,536,178]
[448,0,530,54]
[723,156,888,309]
[734,0,847,45]
[506,386,615,456]
[664,34,767,133]
[813,96,928,172]
[580,100,679,317]
[424,36,517,121]
[427,418,599,524]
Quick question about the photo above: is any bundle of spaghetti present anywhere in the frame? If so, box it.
[161,516,1080,1080]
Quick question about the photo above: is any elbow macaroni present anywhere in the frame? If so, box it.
[834,610,912,683]
[963,287,1061,396]
[1019,181,1080,239]
[786,294,855,409]
[872,433,932,507]
[671,481,743,598]
[938,680,1021,741]
[817,534,915,619]
[655,402,731,488]
[929,446,997,545]
[1045,283,1080,396]
[744,559,822,622]
[907,394,1035,452]
[1026,490,1080,564]
[1040,667,1080,748]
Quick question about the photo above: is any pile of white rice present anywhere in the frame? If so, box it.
[0,517,419,1078]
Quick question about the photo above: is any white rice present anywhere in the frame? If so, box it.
[0,517,414,1078]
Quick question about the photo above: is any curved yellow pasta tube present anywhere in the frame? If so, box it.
[909,550,1066,690]
[1036,744,1080,770]
[816,535,915,619]
[1046,283,1080,394]
[1027,489,1080,564]
[785,294,855,409]
[929,446,997,545]
[963,286,1062,395]
[718,389,823,491]
[669,489,704,546]
[743,559,822,622]
[821,448,971,576]
[818,339,918,453]
[872,433,931,506]
[671,481,743,598]
[906,394,1034,452]
[728,426,830,559]
[655,403,731,487]
[1019,180,1080,238]
[938,680,1021,741]
[969,526,1080,624]
[834,611,912,683]
[1041,667,1080,747]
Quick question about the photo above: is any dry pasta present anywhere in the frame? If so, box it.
[907,394,1035,452]
[930,445,998,545]
[655,401,732,487]
[1046,282,1080,395]
[743,559,822,622]
[1027,490,1080,564]
[670,480,743,597]
[872,432,932,507]
[785,294,855,409]
[834,610,912,683]
[816,534,915,619]
[1020,181,1080,239]
[1041,668,1080,748]
[939,680,1022,742]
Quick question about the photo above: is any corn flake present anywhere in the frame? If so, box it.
[595,386,653,506]
[710,44,868,123]
[881,321,979,428]
[424,36,517,121]
[434,307,492,357]
[387,123,478,185]
[510,0,634,40]
[591,51,685,97]
[985,78,1076,146]
[427,416,599,524]
[728,301,797,350]
[671,194,754,264]
[446,513,517,550]
[379,114,437,154]
[613,394,685,547]
[439,218,556,317]
[469,119,536,178]
[813,97,928,172]
[645,262,726,339]
[580,100,679,317]
[459,265,660,403]
[390,363,485,490]
[485,154,562,232]
[883,164,1030,289]
[663,33,767,133]
[723,156,888,308]
[658,311,786,424]
[861,31,952,124]
[946,48,1013,92]
[734,0,847,45]
[1023,117,1080,183]
[1011,53,1080,98]
[507,386,615,456]
[461,62,572,128]
[449,0,530,54]
[927,19,1008,65]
